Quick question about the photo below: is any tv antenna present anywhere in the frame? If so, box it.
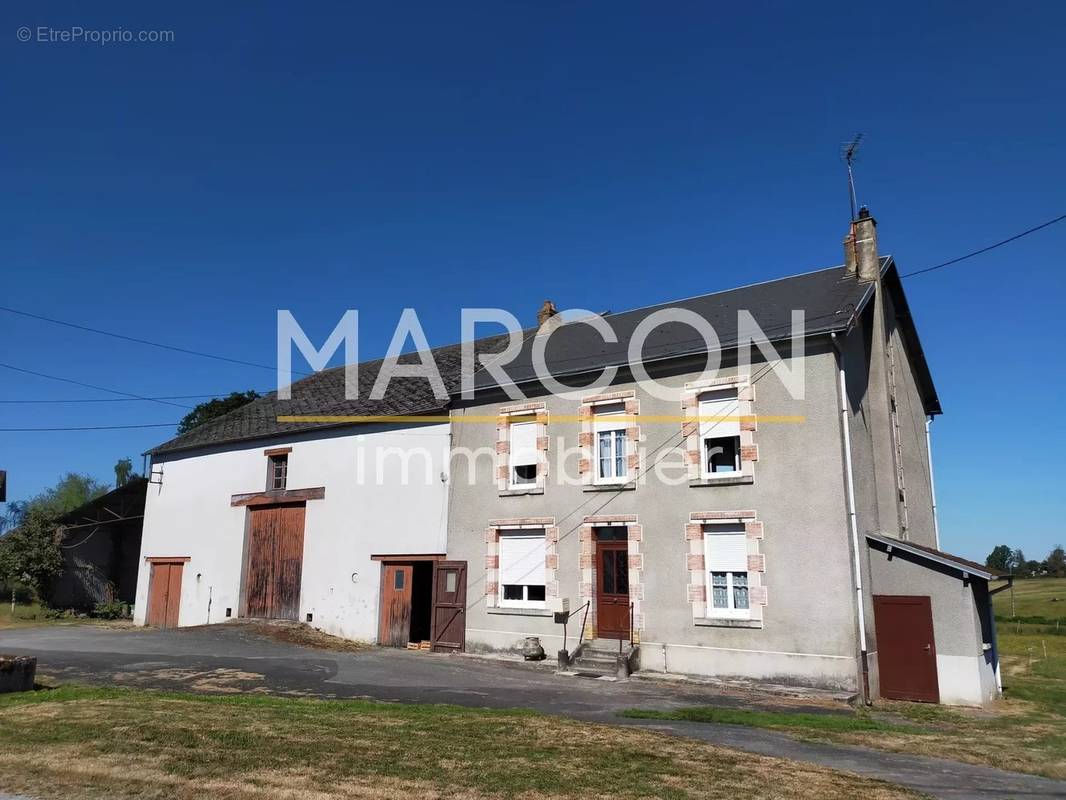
[841,133,864,220]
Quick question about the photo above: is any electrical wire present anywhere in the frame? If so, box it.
[0,363,194,409]
[901,212,1066,278]
[0,393,258,404]
[0,423,178,432]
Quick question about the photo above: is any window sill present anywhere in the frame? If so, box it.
[584,482,636,493]
[488,607,553,618]
[499,487,544,497]
[689,475,753,487]
[695,617,763,629]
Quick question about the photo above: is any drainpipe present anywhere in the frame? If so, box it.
[925,416,940,549]
[832,332,871,705]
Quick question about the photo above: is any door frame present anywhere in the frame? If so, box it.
[373,554,445,648]
[145,556,190,628]
[595,537,631,640]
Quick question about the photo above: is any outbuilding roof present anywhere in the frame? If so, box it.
[867,533,1003,581]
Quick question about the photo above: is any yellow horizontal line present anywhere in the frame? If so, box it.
[275,414,806,424]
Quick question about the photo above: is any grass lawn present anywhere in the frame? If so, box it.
[0,686,922,800]
[624,579,1066,780]
[994,576,1066,625]
[0,601,133,630]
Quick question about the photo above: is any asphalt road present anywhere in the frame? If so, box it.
[1,623,1063,800]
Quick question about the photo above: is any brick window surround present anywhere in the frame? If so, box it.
[484,517,559,608]
[495,402,549,495]
[685,510,767,622]
[579,514,644,641]
[578,391,641,486]
[681,375,757,484]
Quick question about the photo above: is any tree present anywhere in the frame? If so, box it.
[985,545,1013,573]
[114,458,135,487]
[1047,545,1066,578]
[177,391,260,435]
[1023,559,1043,577]
[1011,549,1026,572]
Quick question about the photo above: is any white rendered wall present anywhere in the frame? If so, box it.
[133,423,450,642]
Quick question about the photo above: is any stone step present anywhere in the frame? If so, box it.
[573,653,619,667]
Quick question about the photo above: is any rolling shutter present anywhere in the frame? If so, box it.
[498,532,546,587]
[698,389,740,440]
[509,420,538,469]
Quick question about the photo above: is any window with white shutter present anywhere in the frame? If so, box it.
[508,418,538,488]
[699,389,741,477]
[498,531,547,608]
[704,524,750,619]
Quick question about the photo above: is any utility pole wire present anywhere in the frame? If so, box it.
[901,213,1066,278]
[0,363,193,409]
[0,423,178,432]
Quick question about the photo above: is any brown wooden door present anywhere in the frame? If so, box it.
[873,595,940,703]
[596,541,630,639]
[379,564,414,646]
[430,561,467,653]
[146,561,184,628]
[245,503,306,621]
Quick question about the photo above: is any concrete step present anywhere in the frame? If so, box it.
[573,653,618,667]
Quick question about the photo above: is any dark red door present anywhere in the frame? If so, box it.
[379,563,414,646]
[245,504,306,620]
[430,561,467,653]
[596,541,630,639]
[873,595,940,703]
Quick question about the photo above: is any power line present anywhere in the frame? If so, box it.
[0,305,305,375]
[0,393,264,404]
[0,423,178,432]
[901,212,1066,278]
[0,363,194,409]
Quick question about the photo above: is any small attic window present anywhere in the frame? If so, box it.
[268,454,288,490]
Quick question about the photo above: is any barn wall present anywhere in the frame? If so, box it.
[133,422,450,641]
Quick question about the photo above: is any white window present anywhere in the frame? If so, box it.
[704,524,750,619]
[699,389,741,477]
[498,530,546,608]
[508,417,538,488]
[594,402,628,483]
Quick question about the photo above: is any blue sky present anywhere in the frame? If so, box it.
[1,2,1063,562]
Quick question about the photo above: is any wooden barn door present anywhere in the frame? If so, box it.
[430,561,467,653]
[873,595,940,703]
[146,561,184,628]
[378,564,414,646]
[244,503,306,621]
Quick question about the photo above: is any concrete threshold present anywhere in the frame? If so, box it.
[630,669,858,703]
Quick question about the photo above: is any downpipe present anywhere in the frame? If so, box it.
[926,417,941,549]
[832,332,871,706]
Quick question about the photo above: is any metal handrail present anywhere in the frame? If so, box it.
[558,600,591,654]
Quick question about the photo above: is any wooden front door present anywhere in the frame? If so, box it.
[244,503,306,621]
[873,595,940,703]
[430,561,467,653]
[146,561,184,628]
[379,563,414,647]
[596,540,630,640]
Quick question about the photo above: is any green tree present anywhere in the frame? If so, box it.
[114,458,135,487]
[177,391,260,435]
[1047,545,1066,578]
[985,544,1013,573]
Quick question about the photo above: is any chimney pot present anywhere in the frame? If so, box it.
[854,210,880,283]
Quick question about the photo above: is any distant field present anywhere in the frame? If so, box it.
[994,577,1066,622]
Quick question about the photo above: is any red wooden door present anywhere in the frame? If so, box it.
[873,595,940,703]
[146,561,184,628]
[379,564,414,646]
[245,504,306,620]
[596,541,630,639]
[430,561,467,653]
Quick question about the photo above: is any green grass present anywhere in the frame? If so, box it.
[0,600,52,627]
[0,686,921,800]
[620,706,916,734]
[994,577,1066,623]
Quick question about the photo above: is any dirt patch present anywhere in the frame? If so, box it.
[198,620,372,653]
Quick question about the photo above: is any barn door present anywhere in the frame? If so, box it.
[245,503,306,621]
[430,561,467,653]
[873,595,940,703]
[146,561,184,628]
[379,564,414,646]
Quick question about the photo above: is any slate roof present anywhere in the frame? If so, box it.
[149,257,938,456]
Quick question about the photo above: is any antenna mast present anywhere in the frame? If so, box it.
[841,133,864,220]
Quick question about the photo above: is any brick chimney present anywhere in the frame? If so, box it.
[537,300,559,330]
[853,206,880,283]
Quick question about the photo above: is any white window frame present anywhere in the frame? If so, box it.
[703,525,751,620]
[498,530,547,609]
[593,403,628,484]
[699,389,742,479]
[507,414,538,490]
